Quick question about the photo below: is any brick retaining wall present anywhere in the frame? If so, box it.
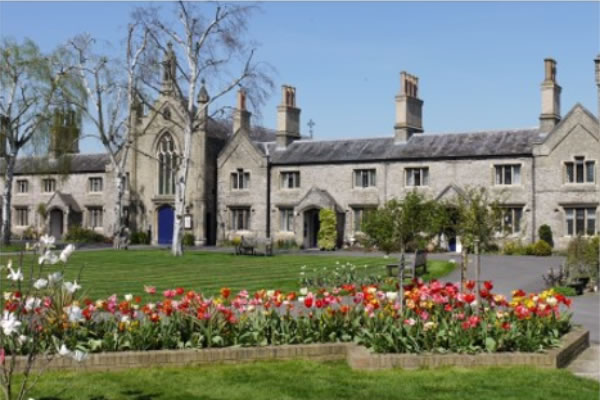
[13,327,588,373]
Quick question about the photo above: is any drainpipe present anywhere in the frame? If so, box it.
[531,156,537,244]
[266,157,271,239]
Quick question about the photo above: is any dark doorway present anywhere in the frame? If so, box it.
[303,208,320,248]
[49,209,64,240]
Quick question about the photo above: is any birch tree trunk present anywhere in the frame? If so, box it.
[1,155,16,246]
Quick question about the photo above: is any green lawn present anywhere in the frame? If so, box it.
[0,249,454,299]
[21,360,599,400]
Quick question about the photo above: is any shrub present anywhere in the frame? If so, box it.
[503,240,526,255]
[538,224,554,248]
[130,231,150,245]
[566,235,599,281]
[318,208,337,250]
[552,286,577,297]
[64,226,107,243]
[183,233,195,246]
[20,226,38,240]
[531,240,552,256]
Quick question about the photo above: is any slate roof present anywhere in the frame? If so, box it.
[268,128,545,165]
[1,153,110,175]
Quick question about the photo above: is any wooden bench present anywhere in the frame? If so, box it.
[386,249,428,278]
[235,236,273,256]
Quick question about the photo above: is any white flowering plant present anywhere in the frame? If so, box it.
[0,236,86,400]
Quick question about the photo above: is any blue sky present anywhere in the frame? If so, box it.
[1,1,599,153]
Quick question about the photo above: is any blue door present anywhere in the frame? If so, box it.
[158,205,174,245]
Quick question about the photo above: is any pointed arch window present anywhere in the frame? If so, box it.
[157,133,178,195]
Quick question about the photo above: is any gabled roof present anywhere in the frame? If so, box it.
[269,128,544,165]
[1,153,110,175]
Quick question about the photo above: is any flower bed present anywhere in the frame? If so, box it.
[3,275,572,357]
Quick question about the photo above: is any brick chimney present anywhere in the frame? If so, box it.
[232,88,250,134]
[276,85,301,149]
[394,71,423,143]
[539,58,561,132]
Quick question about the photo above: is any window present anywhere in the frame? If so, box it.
[500,207,523,234]
[565,207,596,236]
[42,178,56,193]
[89,177,103,193]
[88,207,103,228]
[354,169,376,188]
[231,169,250,190]
[279,208,294,232]
[14,208,28,226]
[353,208,367,232]
[231,208,250,230]
[494,165,521,185]
[565,157,595,184]
[16,180,28,194]
[406,167,429,187]
[280,171,300,189]
[157,133,177,195]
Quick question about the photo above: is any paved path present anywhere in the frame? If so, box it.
[568,345,600,381]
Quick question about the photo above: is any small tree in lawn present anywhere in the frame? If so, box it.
[136,1,272,256]
[361,199,402,255]
[0,38,77,245]
[318,208,337,250]
[453,186,502,289]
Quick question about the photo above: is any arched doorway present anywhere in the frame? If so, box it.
[49,209,64,240]
[303,208,320,249]
[158,205,174,245]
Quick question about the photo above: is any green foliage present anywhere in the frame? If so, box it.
[318,208,337,250]
[361,192,438,254]
[183,233,195,247]
[276,239,298,250]
[20,226,39,240]
[64,226,107,243]
[531,240,552,256]
[502,240,525,255]
[454,187,502,252]
[538,224,554,248]
[566,235,599,281]
[130,231,150,245]
[552,286,577,297]
[36,203,48,220]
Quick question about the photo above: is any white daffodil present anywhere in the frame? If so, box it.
[17,335,29,345]
[58,344,71,357]
[33,278,48,290]
[7,266,23,282]
[38,250,59,265]
[385,292,398,302]
[0,311,21,336]
[24,297,41,311]
[59,244,75,263]
[66,305,84,323]
[63,281,82,294]
[72,350,88,363]
[299,287,308,296]
[124,294,133,302]
[266,290,275,297]
[40,234,55,247]
[48,272,63,285]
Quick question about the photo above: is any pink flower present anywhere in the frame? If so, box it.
[144,286,156,295]
[419,310,429,321]
[163,289,176,299]
[403,318,416,326]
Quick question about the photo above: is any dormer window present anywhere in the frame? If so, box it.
[231,169,250,190]
[565,157,595,184]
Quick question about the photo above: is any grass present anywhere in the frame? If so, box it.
[0,243,25,253]
[0,249,455,299]
[19,360,600,400]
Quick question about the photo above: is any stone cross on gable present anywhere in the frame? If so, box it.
[307,119,315,139]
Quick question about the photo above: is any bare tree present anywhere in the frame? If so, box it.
[137,1,272,255]
[66,26,148,249]
[0,38,75,245]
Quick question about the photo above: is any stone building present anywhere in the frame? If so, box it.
[1,56,599,250]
